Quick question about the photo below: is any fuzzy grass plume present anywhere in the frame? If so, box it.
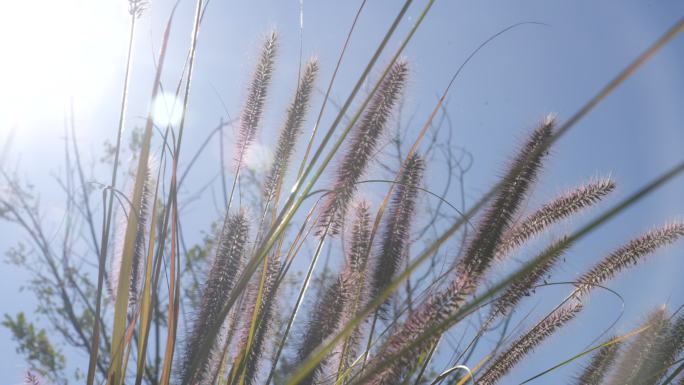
[318,60,408,235]
[477,302,583,385]
[235,31,278,166]
[606,307,669,385]
[573,338,621,385]
[577,221,684,295]
[263,58,318,202]
[178,213,250,385]
[490,237,570,320]
[333,201,373,377]
[295,276,347,385]
[496,178,615,260]
[296,202,372,385]
[457,116,554,279]
[231,252,282,385]
[371,153,424,314]
[626,311,684,385]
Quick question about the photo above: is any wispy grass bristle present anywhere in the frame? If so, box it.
[577,221,684,295]
[235,31,278,166]
[606,307,668,385]
[345,201,372,277]
[573,337,621,385]
[629,311,684,385]
[496,178,615,260]
[477,302,583,385]
[318,60,408,235]
[178,213,250,385]
[263,58,318,202]
[371,153,424,315]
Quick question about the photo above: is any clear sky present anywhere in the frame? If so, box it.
[1,0,683,383]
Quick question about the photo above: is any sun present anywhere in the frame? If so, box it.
[0,0,129,131]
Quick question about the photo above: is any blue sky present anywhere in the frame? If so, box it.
[1,0,684,383]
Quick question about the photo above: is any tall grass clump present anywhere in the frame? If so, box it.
[2,4,684,385]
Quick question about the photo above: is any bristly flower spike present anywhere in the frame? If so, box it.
[318,60,408,235]
[371,153,424,315]
[477,302,583,385]
[490,237,570,320]
[263,58,318,203]
[576,221,684,296]
[109,157,156,319]
[233,252,282,385]
[573,337,621,385]
[297,202,372,385]
[235,31,278,167]
[496,178,615,261]
[178,213,249,385]
[606,307,668,385]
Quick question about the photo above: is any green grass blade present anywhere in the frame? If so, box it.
[107,6,176,384]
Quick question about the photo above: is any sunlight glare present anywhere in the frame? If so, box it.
[0,0,128,130]
[151,92,184,127]
[243,142,274,173]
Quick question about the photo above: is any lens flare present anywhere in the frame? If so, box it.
[152,92,184,128]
